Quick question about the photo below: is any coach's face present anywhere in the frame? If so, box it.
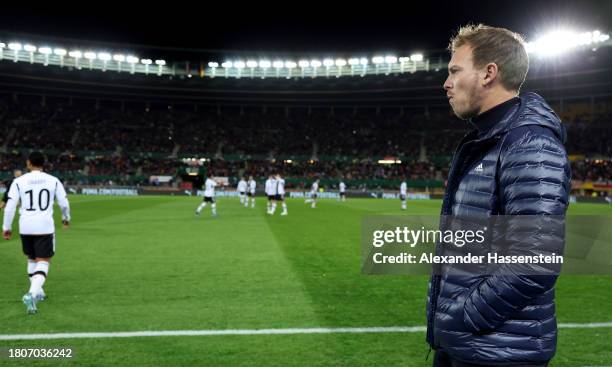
[444,45,483,119]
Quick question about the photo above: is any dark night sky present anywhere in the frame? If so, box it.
[1,1,611,58]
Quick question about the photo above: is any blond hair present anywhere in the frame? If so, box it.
[449,24,529,91]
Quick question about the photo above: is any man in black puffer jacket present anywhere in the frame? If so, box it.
[427,24,571,366]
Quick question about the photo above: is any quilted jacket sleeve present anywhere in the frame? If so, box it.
[463,125,571,333]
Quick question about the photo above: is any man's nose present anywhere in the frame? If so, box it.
[444,77,452,91]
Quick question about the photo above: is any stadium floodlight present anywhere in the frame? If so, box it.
[358,58,369,77]
[68,50,82,69]
[24,44,36,64]
[9,42,22,62]
[38,46,53,66]
[113,54,125,73]
[141,59,152,75]
[125,55,138,74]
[383,56,397,75]
[246,60,257,78]
[578,30,610,44]
[310,59,322,77]
[53,48,67,67]
[97,53,111,71]
[372,56,384,75]
[334,59,346,77]
[322,59,334,77]
[8,42,22,63]
[221,61,233,78]
[384,56,397,64]
[298,60,309,77]
[527,30,583,57]
[37,46,52,65]
[410,53,423,62]
[155,60,166,76]
[0,42,5,48]
[398,57,410,72]
[258,60,271,78]
[372,56,385,64]
[83,51,96,70]
[348,58,359,76]
[8,42,22,51]
[208,62,219,78]
[234,61,245,78]
[272,60,284,77]
[98,52,111,61]
[527,29,611,57]
[576,31,594,46]
[531,30,576,56]
[285,61,297,78]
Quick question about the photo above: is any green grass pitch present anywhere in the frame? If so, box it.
[0,196,611,366]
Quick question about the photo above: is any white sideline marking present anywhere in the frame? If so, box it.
[558,322,612,328]
[1,323,611,341]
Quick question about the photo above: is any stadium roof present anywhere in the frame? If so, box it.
[1,0,610,55]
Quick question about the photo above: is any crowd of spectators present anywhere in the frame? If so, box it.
[1,97,610,187]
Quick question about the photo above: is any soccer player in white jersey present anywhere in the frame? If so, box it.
[265,174,276,214]
[237,177,247,205]
[195,173,218,217]
[247,176,256,208]
[400,180,408,210]
[304,179,319,208]
[273,173,288,216]
[2,152,70,314]
[339,181,347,202]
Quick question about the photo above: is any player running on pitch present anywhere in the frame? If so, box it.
[2,151,70,315]
[237,177,247,206]
[247,176,256,208]
[304,179,319,208]
[195,173,218,217]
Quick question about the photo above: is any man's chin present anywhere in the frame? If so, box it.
[452,109,470,120]
[451,107,477,120]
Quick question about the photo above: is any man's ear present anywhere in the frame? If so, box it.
[482,62,499,87]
